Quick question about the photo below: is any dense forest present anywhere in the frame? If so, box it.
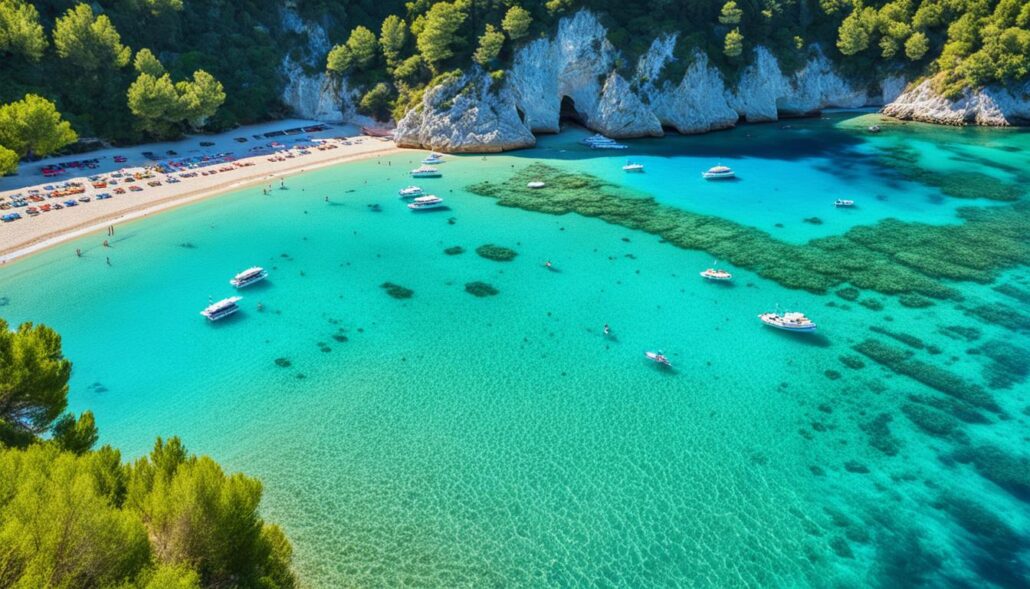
[0,0,1028,173]
[0,318,297,588]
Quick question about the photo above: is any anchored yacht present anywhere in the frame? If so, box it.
[398,186,424,198]
[408,195,445,210]
[201,296,242,321]
[702,165,735,180]
[410,166,442,178]
[230,267,268,288]
[758,311,817,332]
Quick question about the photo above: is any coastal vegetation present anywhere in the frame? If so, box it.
[2,1,1028,172]
[0,318,296,588]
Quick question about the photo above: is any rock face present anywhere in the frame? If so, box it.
[882,79,1030,126]
[393,71,536,152]
[278,7,365,124]
[505,11,877,140]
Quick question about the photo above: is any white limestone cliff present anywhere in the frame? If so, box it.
[393,70,535,152]
[882,79,1030,126]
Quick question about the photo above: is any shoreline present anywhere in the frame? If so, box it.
[0,138,404,265]
[0,145,402,265]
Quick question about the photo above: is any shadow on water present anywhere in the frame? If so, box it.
[764,328,832,348]
[508,115,871,164]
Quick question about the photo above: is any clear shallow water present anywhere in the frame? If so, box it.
[0,114,1027,587]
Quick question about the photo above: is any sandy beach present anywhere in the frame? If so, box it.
[0,119,404,264]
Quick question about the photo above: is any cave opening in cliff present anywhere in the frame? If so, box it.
[559,96,585,127]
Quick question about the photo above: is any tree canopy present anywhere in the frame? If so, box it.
[0,0,47,60]
[0,94,77,168]
[53,3,132,71]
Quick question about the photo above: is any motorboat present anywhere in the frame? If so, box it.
[700,267,732,281]
[867,125,881,133]
[834,199,855,207]
[422,153,445,164]
[623,162,645,172]
[758,311,817,332]
[702,165,735,180]
[398,186,424,198]
[581,133,612,145]
[408,195,445,210]
[229,266,268,288]
[201,296,242,321]
[527,181,546,189]
[645,351,672,367]
[582,133,628,149]
[410,166,442,178]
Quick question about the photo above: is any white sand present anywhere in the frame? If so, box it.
[0,119,406,263]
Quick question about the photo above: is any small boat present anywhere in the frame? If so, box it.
[408,195,445,210]
[867,125,881,133]
[201,296,242,321]
[622,162,645,172]
[410,166,442,178]
[229,266,268,288]
[398,186,424,198]
[700,267,732,281]
[834,199,855,207]
[527,181,546,189]
[758,311,817,332]
[702,165,735,180]
[422,153,445,164]
[645,351,672,367]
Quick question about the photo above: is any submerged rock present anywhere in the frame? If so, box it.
[380,282,414,299]
[464,281,499,297]
[475,244,518,262]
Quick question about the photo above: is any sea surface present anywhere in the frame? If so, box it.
[1,113,1027,587]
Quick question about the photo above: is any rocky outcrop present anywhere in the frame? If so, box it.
[882,79,1030,126]
[504,11,877,142]
[393,71,535,152]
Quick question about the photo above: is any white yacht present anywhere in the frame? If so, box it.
[527,181,546,189]
[758,311,817,332]
[581,133,612,145]
[834,199,855,207]
[623,162,645,172]
[700,267,732,281]
[410,166,442,178]
[201,296,242,321]
[702,165,735,180]
[422,153,445,164]
[398,185,424,198]
[229,267,268,288]
[408,195,444,210]
[645,351,672,367]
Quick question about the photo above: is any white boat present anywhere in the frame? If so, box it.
[201,296,242,321]
[422,153,445,164]
[398,185,424,198]
[645,351,672,367]
[581,133,612,145]
[229,266,268,288]
[623,162,645,172]
[758,311,817,332]
[408,195,444,210]
[590,140,628,150]
[527,181,546,189]
[410,166,441,178]
[702,165,735,180]
[867,125,881,133]
[700,267,732,281]
[834,199,855,207]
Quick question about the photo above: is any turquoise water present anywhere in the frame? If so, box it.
[1,113,1027,587]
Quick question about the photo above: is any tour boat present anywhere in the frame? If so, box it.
[702,165,735,180]
[581,133,612,145]
[623,162,645,172]
[410,166,442,178]
[834,199,855,207]
[229,266,268,288]
[583,134,628,149]
[201,296,242,321]
[527,181,546,189]
[398,186,424,198]
[758,311,817,332]
[407,195,445,210]
[645,351,672,367]
[700,267,732,281]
